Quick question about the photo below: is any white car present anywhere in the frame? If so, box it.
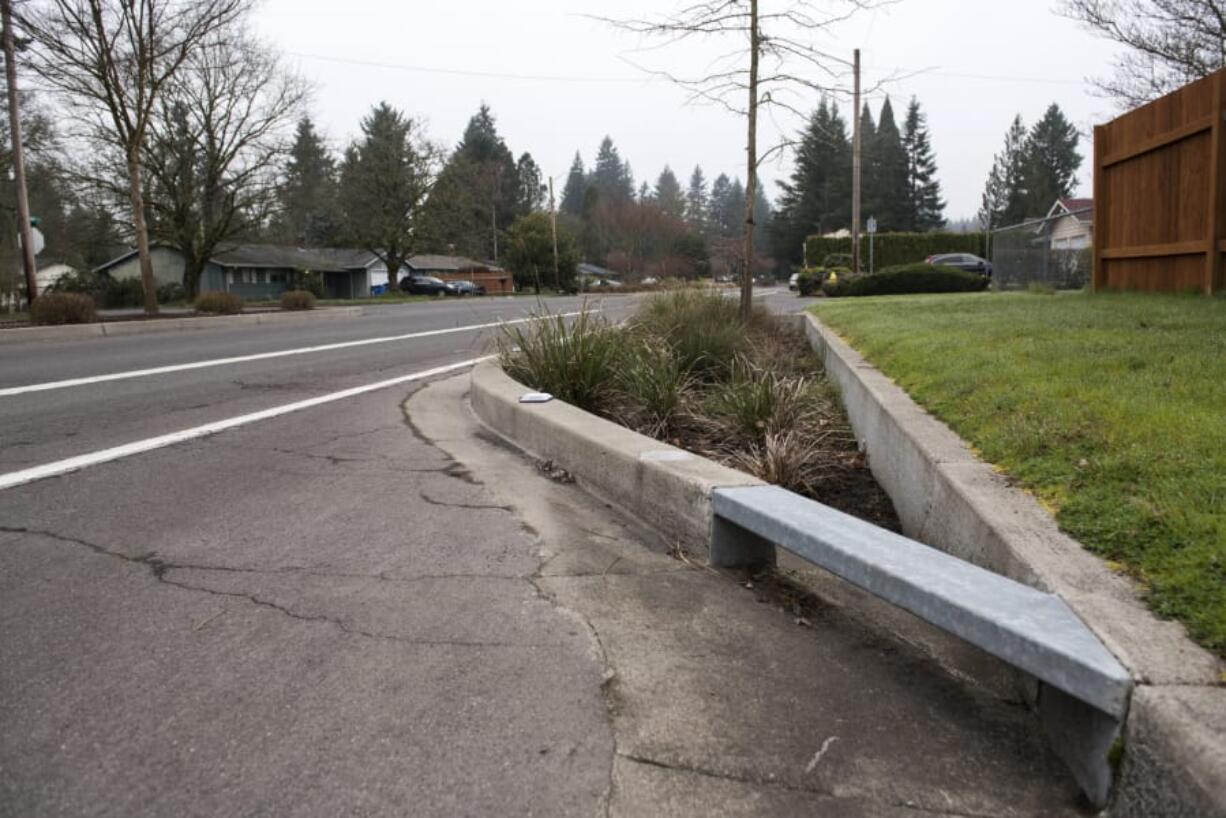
[788,272,800,291]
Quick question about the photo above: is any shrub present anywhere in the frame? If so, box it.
[824,263,989,298]
[631,289,747,379]
[195,290,243,314]
[30,292,97,325]
[156,282,186,304]
[48,270,107,301]
[820,252,853,269]
[299,270,325,298]
[498,308,620,411]
[102,276,146,308]
[806,231,983,269]
[796,268,822,296]
[280,289,317,311]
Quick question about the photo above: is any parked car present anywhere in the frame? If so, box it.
[926,253,993,278]
[399,275,450,295]
[788,272,800,291]
[448,280,486,296]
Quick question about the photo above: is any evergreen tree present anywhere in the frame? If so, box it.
[638,181,651,202]
[771,98,853,264]
[338,102,436,289]
[654,165,685,219]
[273,116,339,246]
[978,157,1008,231]
[901,98,945,231]
[515,152,545,215]
[1020,103,1082,217]
[685,165,708,230]
[591,136,634,203]
[857,104,879,225]
[708,173,740,238]
[419,104,519,259]
[998,115,1031,225]
[560,152,587,217]
[869,97,909,231]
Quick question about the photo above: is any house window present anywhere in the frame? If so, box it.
[270,271,287,284]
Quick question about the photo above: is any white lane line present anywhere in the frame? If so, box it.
[0,355,494,492]
[0,312,582,397]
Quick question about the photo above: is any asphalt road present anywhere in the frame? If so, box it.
[0,288,1082,817]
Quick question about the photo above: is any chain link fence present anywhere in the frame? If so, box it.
[988,207,1092,291]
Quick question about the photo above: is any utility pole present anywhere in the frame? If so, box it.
[851,48,861,275]
[549,177,560,291]
[3,0,37,304]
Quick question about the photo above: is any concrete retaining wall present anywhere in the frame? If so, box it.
[0,307,362,344]
[804,311,1224,816]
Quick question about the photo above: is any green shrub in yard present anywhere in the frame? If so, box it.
[48,270,107,301]
[156,282,186,303]
[280,289,316,311]
[299,270,325,298]
[821,252,853,269]
[30,292,97,325]
[102,276,146,308]
[796,268,823,296]
[195,290,243,314]
[498,308,620,411]
[824,263,988,298]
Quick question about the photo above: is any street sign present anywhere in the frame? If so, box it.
[866,217,877,234]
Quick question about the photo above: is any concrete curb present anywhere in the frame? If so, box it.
[469,360,763,550]
[804,311,1225,816]
[0,306,363,343]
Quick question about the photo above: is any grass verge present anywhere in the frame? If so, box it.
[812,290,1226,655]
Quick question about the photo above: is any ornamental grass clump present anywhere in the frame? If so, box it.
[611,339,694,437]
[280,289,316,310]
[194,291,243,314]
[630,288,747,379]
[497,307,620,412]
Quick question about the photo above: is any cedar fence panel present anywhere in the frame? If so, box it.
[1093,68,1226,294]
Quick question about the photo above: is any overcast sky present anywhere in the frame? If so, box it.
[252,0,1124,222]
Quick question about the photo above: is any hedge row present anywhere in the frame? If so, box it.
[822,263,990,298]
[805,231,984,270]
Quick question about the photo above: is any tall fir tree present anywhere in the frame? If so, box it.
[869,97,909,231]
[591,136,634,203]
[685,165,709,231]
[858,104,879,226]
[999,115,1031,225]
[560,152,587,217]
[771,98,852,264]
[515,153,545,215]
[901,98,945,231]
[1020,103,1082,217]
[273,116,340,246]
[654,165,685,219]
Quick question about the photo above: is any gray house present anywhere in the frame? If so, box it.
[94,243,410,299]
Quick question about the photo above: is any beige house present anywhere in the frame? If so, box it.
[1039,198,1093,250]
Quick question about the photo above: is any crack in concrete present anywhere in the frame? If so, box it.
[615,752,836,797]
[0,524,535,649]
[417,490,513,512]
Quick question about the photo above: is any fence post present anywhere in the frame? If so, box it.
[1092,126,1105,292]
[1209,72,1224,295]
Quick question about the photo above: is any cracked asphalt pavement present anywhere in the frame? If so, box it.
[1,292,1081,816]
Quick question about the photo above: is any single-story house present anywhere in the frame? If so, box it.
[34,260,78,292]
[401,255,513,294]
[1037,198,1093,250]
[94,243,410,299]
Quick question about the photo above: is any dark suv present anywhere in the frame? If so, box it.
[926,253,992,278]
[399,275,451,295]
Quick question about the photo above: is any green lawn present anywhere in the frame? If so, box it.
[812,291,1226,655]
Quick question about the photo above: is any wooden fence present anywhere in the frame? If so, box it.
[1093,68,1226,293]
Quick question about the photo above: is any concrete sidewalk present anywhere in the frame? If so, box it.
[409,374,1084,817]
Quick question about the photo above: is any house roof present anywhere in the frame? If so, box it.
[209,244,377,272]
[93,242,384,275]
[1045,197,1094,224]
[406,254,502,273]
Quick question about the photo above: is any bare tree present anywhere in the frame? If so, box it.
[139,31,307,297]
[1061,0,1226,107]
[601,1,877,320]
[18,0,251,314]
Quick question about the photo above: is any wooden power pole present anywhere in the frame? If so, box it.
[549,177,560,291]
[851,48,861,275]
[3,0,37,304]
